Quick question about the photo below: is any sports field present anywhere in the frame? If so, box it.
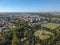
[42,23,60,28]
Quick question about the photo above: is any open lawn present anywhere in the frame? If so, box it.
[42,23,60,29]
[34,30,54,40]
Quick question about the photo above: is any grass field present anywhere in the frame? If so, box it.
[42,23,60,29]
[34,30,54,40]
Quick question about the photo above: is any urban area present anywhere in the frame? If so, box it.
[0,12,60,45]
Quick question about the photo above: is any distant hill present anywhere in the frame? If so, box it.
[0,12,60,16]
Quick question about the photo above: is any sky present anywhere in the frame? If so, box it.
[0,0,60,12]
